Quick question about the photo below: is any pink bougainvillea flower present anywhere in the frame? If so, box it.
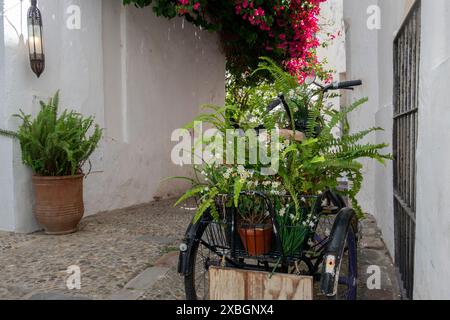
[172,0,331,83]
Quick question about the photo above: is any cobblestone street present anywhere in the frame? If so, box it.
[0,199,400,300]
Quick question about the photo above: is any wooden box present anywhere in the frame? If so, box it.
[209,267,313,300]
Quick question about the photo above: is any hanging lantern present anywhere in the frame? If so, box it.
[27,0,45,77]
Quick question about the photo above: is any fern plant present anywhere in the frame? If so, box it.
[254,58,392,218]
[175,57,392,222]
[0,91,103,176]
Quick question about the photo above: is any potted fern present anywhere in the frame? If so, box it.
[0,91,102,234]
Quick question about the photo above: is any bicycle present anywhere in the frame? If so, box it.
[178,79,363,300]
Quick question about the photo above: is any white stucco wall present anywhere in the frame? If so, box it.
[414,0,450,300]
[0,0,225,232]
[344,0,450,299]
[343,0,412,256]
[318,0,346,77]
[92,1,225,214]
[342,0,380,219]
[318,0,346,123]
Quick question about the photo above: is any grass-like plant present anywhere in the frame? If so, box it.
[0,91,102,176]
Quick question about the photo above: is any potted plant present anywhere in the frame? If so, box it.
[0,91,102,234]
[174,58,392,258]
[236,195,272,256]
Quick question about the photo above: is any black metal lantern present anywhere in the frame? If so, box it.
[27,0,45,77]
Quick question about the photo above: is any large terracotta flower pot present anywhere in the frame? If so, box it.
[239,224,273,257]
[32,175,84,235]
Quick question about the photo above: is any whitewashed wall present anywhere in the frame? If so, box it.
[0,0,225,232]
[342,0,381,221]
[414,0,450,300]
[317,0,345,122]
[344,0,450,299]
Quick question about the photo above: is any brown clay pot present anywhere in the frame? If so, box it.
[32,175,84,235]
[239,224,273,257]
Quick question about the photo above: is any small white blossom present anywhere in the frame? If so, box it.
[279,208,286,217]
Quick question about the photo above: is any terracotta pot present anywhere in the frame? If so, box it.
[239,224,273,257]
[32,175,84,235]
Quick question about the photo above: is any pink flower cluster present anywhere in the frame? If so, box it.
[176,0,327,83]
[178,0,201,14]
[234,0,326,83]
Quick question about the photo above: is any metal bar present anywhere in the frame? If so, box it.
[392,1,420,299]
[394,0,422,42]
[394,192,416,224]
[393,107,418,120]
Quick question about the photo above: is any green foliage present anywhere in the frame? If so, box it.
[0,91,103,176]
[254,58,392,218]
[174,58,392,223]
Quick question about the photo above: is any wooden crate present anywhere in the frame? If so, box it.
[209,267,313,300]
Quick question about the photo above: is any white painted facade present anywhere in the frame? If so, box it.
[343,0,450,299]
[0,0,225,232]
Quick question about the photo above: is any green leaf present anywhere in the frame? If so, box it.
[193,198,213,224]
[310,156,325,164]
[234,179,244,207]
[174,186,206,207]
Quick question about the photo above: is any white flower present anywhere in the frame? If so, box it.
[288,89,295,99]
[223,172,230,179]
[309,222,315,228]
[290,214,295,220]
[237,165,245,174]
[279,208,286,217]
[272,182,281,189]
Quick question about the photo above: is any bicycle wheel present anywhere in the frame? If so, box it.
[330,224,358,300]
[313,191,346,248]
[184,222,225,300]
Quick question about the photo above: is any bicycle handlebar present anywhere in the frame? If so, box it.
[265,80,363,111]
[324,80,363,92]
[266,97,283,112]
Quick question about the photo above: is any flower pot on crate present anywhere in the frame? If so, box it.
[238,224,273,257]
[32,175,84,235]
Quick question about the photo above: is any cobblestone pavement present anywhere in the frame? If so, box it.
[0,199,400,300]
[0,199,193,300]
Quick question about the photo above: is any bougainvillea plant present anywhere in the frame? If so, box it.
[123,0,329,85]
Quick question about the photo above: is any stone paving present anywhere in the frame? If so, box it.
[0,199,400,300]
